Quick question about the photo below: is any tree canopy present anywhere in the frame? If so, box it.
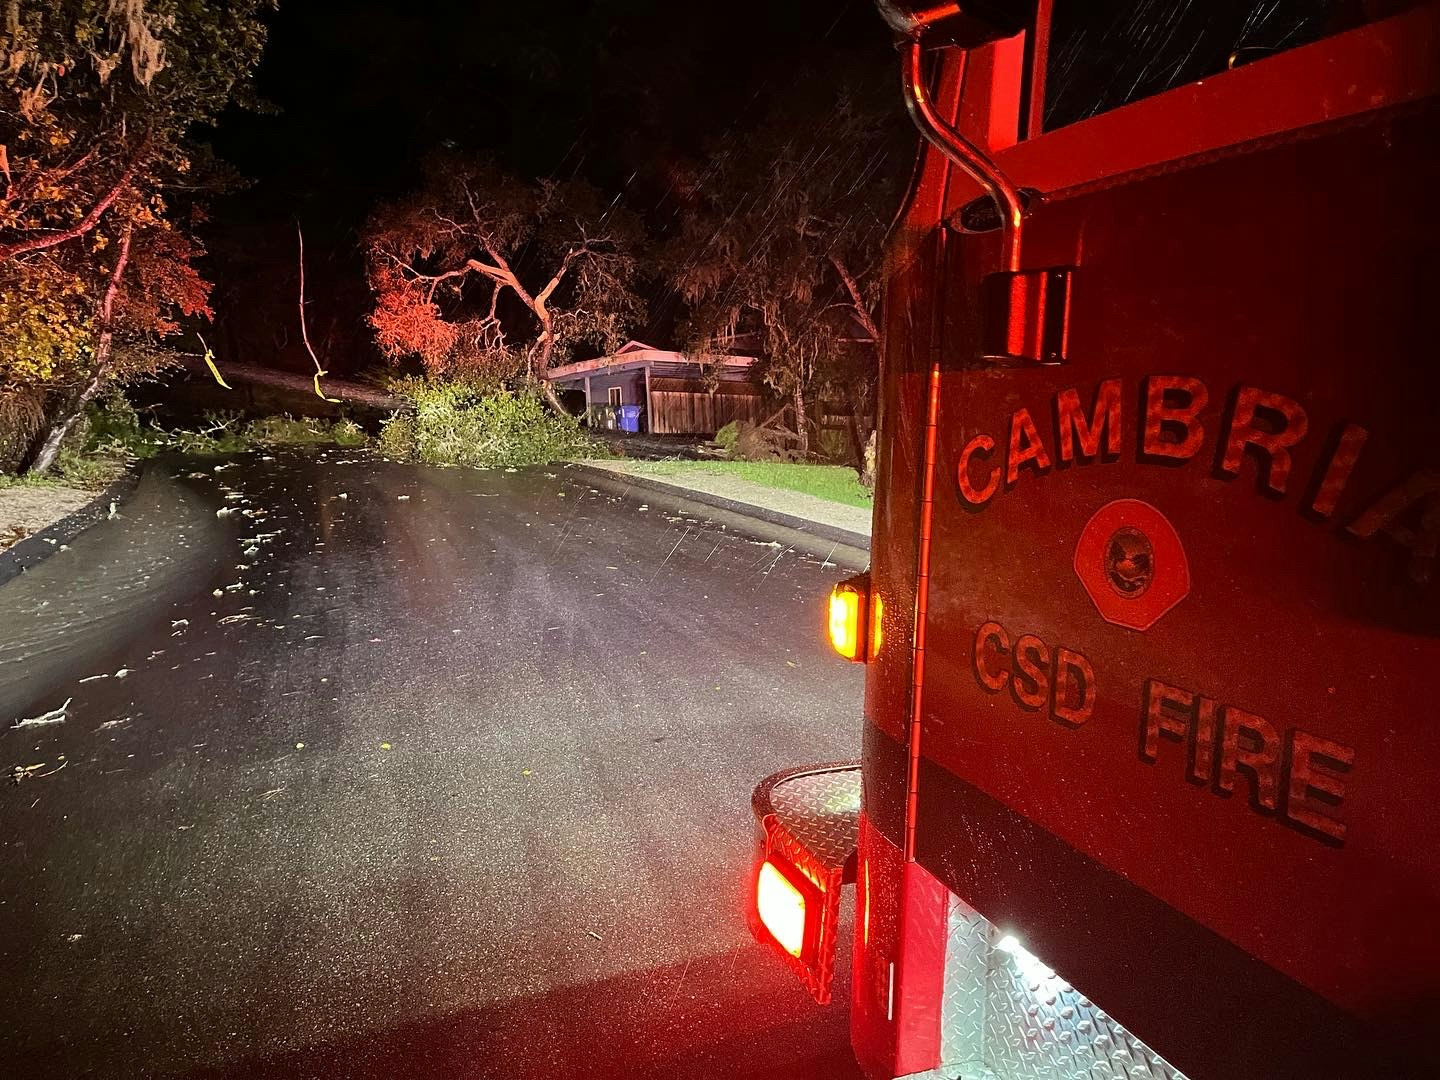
[0,0,272,471]
[364,155,645,409]
[663,71,907,461]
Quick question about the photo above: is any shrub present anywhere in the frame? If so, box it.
[387,379,596,467]
[87,392,175,459]
[84,399,248,458]
[714,420,740,452]
[2,391,375,485]
[50,446,128,488]
[817,427,851,465]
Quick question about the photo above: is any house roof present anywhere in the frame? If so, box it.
[544,347,758,384]
[615,339,658,354]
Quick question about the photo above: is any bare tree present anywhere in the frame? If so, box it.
[364,155,645,413]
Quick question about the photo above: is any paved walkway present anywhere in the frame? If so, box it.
[577,459,873,548]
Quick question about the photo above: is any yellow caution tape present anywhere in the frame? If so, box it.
[203,349,232,390]
[313,370,342,403]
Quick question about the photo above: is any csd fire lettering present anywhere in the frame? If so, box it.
[972,620,1355,847]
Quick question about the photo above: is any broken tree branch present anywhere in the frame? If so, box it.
[828,254,881,346]
[297,221,340,403]
[12,698,72,729]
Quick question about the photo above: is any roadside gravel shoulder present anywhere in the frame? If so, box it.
[0,462,143,587]
[1,486,92,547]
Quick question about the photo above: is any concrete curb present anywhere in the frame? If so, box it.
[566,462,872,552]
[0,461,143,588]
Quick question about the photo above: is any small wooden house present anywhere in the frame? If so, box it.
[544,341,767,435]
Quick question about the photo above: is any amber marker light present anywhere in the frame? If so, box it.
[828,574,871,662]
[756,860,808,958]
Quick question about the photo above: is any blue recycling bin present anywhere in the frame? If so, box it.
[616,404,643,433]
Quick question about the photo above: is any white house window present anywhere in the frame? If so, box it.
[607,386,622,408]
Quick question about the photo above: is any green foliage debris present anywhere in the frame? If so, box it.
[380,380,597,468]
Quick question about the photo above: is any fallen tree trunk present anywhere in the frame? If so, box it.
[179,357,408,412]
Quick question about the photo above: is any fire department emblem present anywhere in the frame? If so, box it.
[1104,526,1154,598]
[1074,500,1189,631]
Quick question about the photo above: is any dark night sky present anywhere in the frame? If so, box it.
[197,0,898,374]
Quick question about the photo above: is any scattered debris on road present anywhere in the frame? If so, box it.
[9,759,66,783]
[12,698,71,729]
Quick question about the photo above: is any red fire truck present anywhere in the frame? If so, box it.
[748,3,1440,1077]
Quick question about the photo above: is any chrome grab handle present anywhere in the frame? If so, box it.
[899,37,1024,273]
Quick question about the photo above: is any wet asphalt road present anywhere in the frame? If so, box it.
[0,452,869,1080]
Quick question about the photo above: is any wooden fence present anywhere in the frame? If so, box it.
[647,379,766,435]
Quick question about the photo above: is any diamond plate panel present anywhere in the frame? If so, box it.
[768,767,861,872]
[940,898,991,1070]
[935,898,1189,1080]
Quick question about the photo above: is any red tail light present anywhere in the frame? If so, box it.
[756,861,808,957]
[750,767,859,1005]
[753,855,822,966]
